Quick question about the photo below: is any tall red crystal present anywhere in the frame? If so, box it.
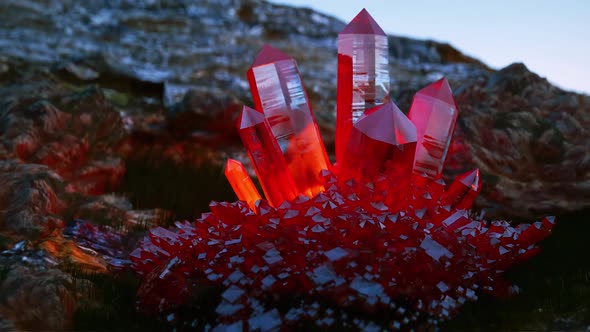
[238,106,298,206]
[408,77,459,179]
[336,9,390,164]
[248,45,331,197]
[440,169,482,210]
[339,101,417,208]
[224,158,261,210]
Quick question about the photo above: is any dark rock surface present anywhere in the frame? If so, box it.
[0,161,64,237]
[0,0,588,329]
[0,241,76,331]
[0,67,126,196]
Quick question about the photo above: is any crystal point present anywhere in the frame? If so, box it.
[224,159,261,210]
[354,101,417,145]
[339,101,417,209]
[416,77,455,106]
[336,9,389,164]
[250,44,292,67]
[441,169,482,209]
[238,104,266,129]
[459,168,481,191]
[248,46,331,197]
[409,77,459,179]
[238,106,298,207]
[340,9,386,36]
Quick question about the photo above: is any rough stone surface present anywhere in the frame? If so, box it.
[0,242,76,331]
[0,161,64,237]
[0,76,126,196]
[1,0,585,218]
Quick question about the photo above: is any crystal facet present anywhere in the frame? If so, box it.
[132,176,554,329]
[339,101,416,209]
[238,106,298,206]
[248,45,331,197]
[336,9,389,164]
[409,77,459,179]
[224,158,261,210]
[440,169,482,210]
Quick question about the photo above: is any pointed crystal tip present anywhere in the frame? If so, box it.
[354,101,417,145]
[239,106,265,129]
[417,77,455,106]
[251,44,292,67]
[340,8,386,36]
[458,169,480,191]
[225,158,242,172]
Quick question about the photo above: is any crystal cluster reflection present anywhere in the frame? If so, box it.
[131,8,555,331]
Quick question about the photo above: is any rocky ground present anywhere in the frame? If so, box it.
[0,0,588,330]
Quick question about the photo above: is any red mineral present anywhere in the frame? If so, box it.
[131,174,554,329]
[336,9,390,164]
[130,10,556,332]
[248,45,331,197]
[224,158,261,210]
[339,101,417,210]
[440,168,482,210]
[409,77,459,179]
[238,106,298,206]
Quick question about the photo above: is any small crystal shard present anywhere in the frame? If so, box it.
[420,236,453,261]
[324,247,348,261]
[437,281,450,293]
[263,248,283,265]
[261,274,277,289]
[312,264,338,286]
[222,285,246,303]
[440,169,482,209]
[248,309,282,332]
[212,321,243,332]
[215,302,244,316]
[224,159,261,210]
[350,277,385,298]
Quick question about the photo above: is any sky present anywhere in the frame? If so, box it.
[268,0,590,94]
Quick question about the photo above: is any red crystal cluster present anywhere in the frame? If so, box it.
[131,9,554,330]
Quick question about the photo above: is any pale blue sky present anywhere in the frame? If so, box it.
[269,0,590,94]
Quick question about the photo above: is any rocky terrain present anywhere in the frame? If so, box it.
[0,0,588,330]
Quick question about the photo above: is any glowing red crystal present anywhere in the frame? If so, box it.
[339,101,416,209]
[131,173,554,329]
[238,106,298,206]
[409,77,459,179]
[224,158,261,210]
[440,168,482,210]
[248,45,331,197]
[336,9,389,164]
